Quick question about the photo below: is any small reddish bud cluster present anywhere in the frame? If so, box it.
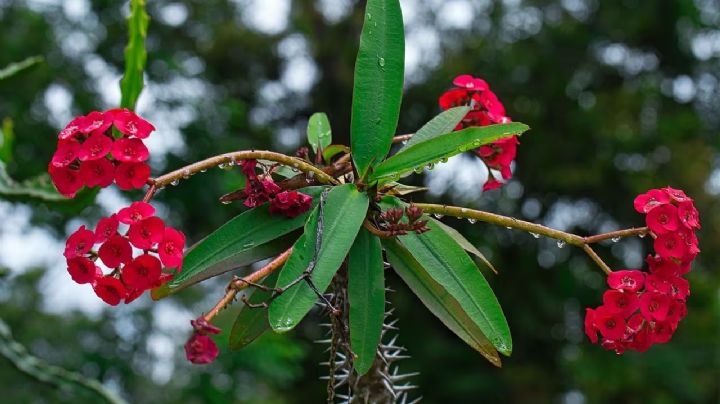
[49,109,154,197]
[585,187,700,354]
[239,160,313,217]
[378,205,430,235]
[64,201,185,305]
[438,74,518,191]
[185,317,221,365]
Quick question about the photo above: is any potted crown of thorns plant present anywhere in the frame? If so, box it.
[43,0,701,402]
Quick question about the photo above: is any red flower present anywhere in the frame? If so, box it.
[654,232,688,259]
[668,277,690,301]
[67,257,101,284]
[677,201,700,229]
[639,291,670,321]
[51,141,80,167]
[644,274,671,294]
[159,227,185,268]
[58,116,84,140]
[117,201,156,224]
[645,204,679,234]
[240,160,258,179]
[438,88,471,110]
[663,186,691,203]
[49,165,83,197]
[98,234,132,268]
[122,254,162,290]
[111,138,149,163]
[607,270,644,293]
[633,189,670,213]
[269,191,313,218]
[593,306,626,340]
[128,216,165,249]
[602,290,639,317]
[111,109,155,139]
[93,276,127,306]
[114,162,150,190]
[77,132,113,161]
[652,321,674,343]
[64,225,95,259]
[79,159,115,188]
[584,308,598,343]
[95,215,119,243]
[453,74,489,91]
[184,334,219,365]
[666,300,687,324]
[626,320,653,352]
[243,179,281,208]
[646,255,682,278]
[477,90,506,118]
[78,111,112,134]
[482,177,503,191]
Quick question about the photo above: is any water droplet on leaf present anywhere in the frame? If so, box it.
[378,57,385,67]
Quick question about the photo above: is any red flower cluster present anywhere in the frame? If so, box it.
[64,201,186,305]
[185,317,221,365]
[49,109,154,197]
[239,160,313,217]
[438,74,518,191]
[584,187,700,353]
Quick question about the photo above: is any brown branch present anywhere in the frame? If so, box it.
[392,133,414,144]
[152,150,339,189]
[202,248,292,323]
[583,227,649,244]
[582,245,613,275]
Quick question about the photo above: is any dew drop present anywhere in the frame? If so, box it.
[200,169,207,173]
[243,242,255,248]
[378,57,386,67]
[218,163,226,169]
[468,218,477,224]
[427,163,435,170]
[440,157,449,163]
[170,179,180,186]
[506,226,512,230]
[401,140,408,145]
[221,200,231,205]
[530,232,540,239]
[414,167,424,174]
[433,213,444,219]
[639,233,646,238]
[611,237,621,243]
[367,12,372,20]
[228,159,236,166]
[556,240,566,248]
[182,169,191,179]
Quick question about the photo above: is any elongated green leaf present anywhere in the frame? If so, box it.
[151,235,294,300]
[370,122,529,183]
[383,239,501,367]
[381,182,428,196]
[307,113,332,156]
[433,219,498,275]
[120,0,149,109]
[269,185,369,332]
[392,211,512,355]
[168,187,327,290]
[397,106,471,152]
[350,0,405,180]
[0,161,68,202]
[229,271,280,350]
[348,227,385,375]
[0,56,43,81]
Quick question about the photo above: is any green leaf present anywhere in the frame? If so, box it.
[322,145,349,164]
[397,106,471,152]
[0,56,43,81]
[307,113,332,156]
[350,0,405,180]
[348,227,385,375]
[167,187,327,291]
[388,206,512,355]
[0,118,15,163]
[120,0,149,110]
[229,271,280,351]
[433,219,498,275]
[151,235,294,300]
[383,239,501,367]
[369,122,530,184]
[269,185,369,332]
[0,161,71,203]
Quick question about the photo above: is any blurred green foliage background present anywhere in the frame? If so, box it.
[0,0,718,402]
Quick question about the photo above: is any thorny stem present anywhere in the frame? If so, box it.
[202,248,292,323]
[152,150,339,189]
[414,203,649,275]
